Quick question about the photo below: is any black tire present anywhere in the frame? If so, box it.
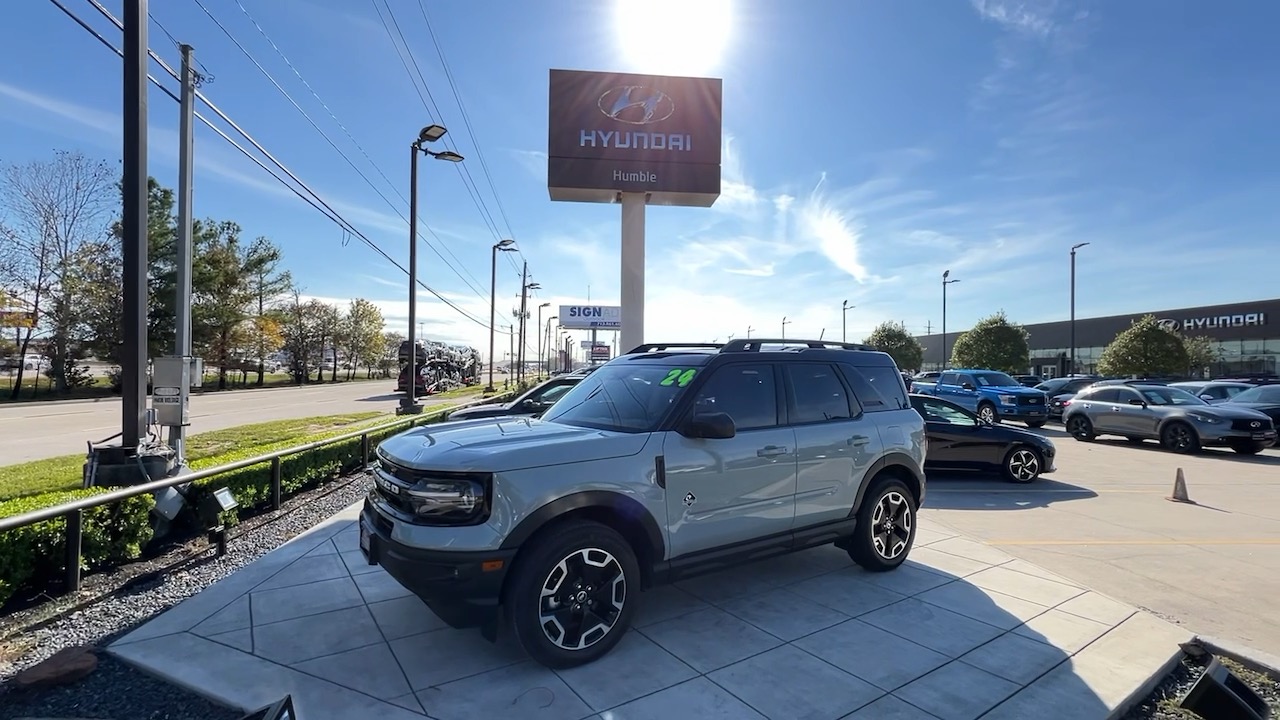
[502,519,639,669]
[1066,414,1095,441]
[1003,446,1042,483]
[977,403,998,424]
[1160,421,1200,454]
[1025,420,1046,429]
[846,475,918,572]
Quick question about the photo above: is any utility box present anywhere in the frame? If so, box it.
[152,355,200,427]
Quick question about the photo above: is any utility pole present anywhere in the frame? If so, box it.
[121,0,149,450]
[169,43,195,464]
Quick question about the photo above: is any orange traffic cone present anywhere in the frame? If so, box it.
[1167,467,1194,504]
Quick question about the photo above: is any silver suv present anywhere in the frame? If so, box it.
[359,339,927,668]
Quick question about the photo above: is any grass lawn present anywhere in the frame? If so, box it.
[0,372,386,404]
[0,410,398,504]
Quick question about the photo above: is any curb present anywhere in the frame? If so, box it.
[1185,634,1280,679]
[1107,641,1189,720]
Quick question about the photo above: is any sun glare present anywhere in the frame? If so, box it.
[613,0,733,77]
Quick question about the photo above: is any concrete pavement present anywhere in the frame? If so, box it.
[924,427,1280,655]
[111,500,1189,719]
[0,381,475,465]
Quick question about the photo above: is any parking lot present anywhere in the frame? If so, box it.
[923,424,1280,653]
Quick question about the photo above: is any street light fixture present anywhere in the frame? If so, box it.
[486,239,517,392]
[1070,242,1090,375]
[842,300,855,343]
[400,125,464,416]
[781,316,791,340]
[941,270,960,370]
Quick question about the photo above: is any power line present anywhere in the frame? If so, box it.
[187,0,487,300]
[66,0,507,334]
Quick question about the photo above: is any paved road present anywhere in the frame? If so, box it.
[0,381,478,464]
[923,424,1280,654]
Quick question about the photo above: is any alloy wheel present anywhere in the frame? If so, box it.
[978,405,996,424]
[1165,424,1195,452]
[1066,416,1091,439]
[1007,448,1040,482]
[871,491,913,560]
[538,547,626,651]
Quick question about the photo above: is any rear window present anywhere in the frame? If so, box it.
[839,363,909,411]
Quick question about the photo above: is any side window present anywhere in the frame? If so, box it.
[1090,388,1122,403]
[689,364,778,430]
[939,372,960,385]
[1223,386,1247,399]
[839,364,903,412]
[922,399,977,427]
[785,364,853,425]
[537,384,575,404]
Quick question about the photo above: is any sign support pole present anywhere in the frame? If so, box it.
[620,192,646,355]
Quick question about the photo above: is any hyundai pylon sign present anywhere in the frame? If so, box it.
[547,69,722,207]
[559,305,622,330]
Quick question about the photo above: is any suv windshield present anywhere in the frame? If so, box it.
[973,371,1020,387]
[539,362,701,433]
[1139,387,1207,406]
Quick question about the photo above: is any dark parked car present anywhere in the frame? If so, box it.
[1223,385,1280,445]
[446,375,582,421]
[1063,384,1276,454]
[1036,376,1102,422]
[910,394,1056,483]
[1013,375,1043,387]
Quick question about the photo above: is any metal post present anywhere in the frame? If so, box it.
[507,324,514,388]
[518,261,528,383]
[122,0,149,449]
[942,278,948,369]
[64,509,83,594]
[842,301,847,343]
[620,192,646,355]
[1069,243,1089,374]
[536,304,544,379]
[486,244,497,392]
[169,43,196,464]
[400,144,422,414]
[270,456,282,510]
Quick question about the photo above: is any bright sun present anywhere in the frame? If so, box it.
[613,0,733,78]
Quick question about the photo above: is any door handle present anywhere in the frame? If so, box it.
[757,445,789,457]
[849,436,871,447]
[1111,407,1122,412]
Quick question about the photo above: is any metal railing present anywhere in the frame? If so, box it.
[0,390,515,595]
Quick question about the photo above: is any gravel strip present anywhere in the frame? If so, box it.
[1121,651,1280,719]
[0,472,375,716]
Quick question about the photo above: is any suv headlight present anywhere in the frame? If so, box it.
[999,395,1017,405]
[1186,413,1221,425]
[406,477,488,523]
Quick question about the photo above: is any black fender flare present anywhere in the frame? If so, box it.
[498,490,667,564]
[853,452,927,512]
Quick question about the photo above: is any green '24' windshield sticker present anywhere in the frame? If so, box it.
[660,369,698,387]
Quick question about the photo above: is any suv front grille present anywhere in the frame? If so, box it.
[1017,395,1043,406]
[1231,418,1275,432]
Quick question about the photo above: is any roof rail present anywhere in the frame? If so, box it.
[627,343,725,354]
[721,338,875,353]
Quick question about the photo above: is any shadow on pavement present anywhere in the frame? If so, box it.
[356,393,406,402]
[1085,437,1280,466]
[923,476,1099,511]
[100,520,1119,719]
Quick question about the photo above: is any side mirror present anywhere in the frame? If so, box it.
[680,411,736,439]
[1128,398,1147,407]
[1199,394,1214,401]
[961,382,976,391]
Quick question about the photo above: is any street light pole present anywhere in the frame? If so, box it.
[536,302,549,379]
[486,239,515,392]
[545,315,557,375]
[842,300,855,343]
[399,124,463,416]
[747,325,754,338]
[782,316,791,340]
[1070,242,1090,375]
[941,270,960,370]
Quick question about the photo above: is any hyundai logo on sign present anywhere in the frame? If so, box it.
[598,86,675,125]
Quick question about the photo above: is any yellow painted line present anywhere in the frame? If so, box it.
[986,538,1280,546]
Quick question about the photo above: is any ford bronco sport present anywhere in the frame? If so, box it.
[359,339,927,668]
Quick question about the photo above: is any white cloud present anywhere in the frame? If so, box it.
[970,0,1061,38]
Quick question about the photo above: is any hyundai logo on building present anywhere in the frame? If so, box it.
[598,86,675,125]
[1156,312,1266,332]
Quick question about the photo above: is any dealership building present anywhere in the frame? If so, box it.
[914,298,1279,378]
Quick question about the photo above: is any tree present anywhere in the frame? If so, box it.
[343,298,384,380]
[1182,335,1221,379]
[0,151,116,397]
[312,302,342,382]
[1097,315,1189,377]
[244,236,292,385]
[863,321,923,373]
[279,290,320,383]
[948,311,1030,373]
[376,331,404,378]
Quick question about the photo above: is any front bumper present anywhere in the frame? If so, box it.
[995,404,1047,420]
[359,496,516,630]
[1198,426,1278,447]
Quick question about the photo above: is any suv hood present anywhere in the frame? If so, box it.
[377,418,651,472]
[448,401,513,419]
[987,385,1044,395]
[1187,404,1272,422]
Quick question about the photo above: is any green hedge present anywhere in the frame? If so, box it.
[0,489,155,607]
[0,393,519,609]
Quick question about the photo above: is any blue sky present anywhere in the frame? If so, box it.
[2,0,1277,359]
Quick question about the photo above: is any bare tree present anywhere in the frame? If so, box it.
[0,151,116,397]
